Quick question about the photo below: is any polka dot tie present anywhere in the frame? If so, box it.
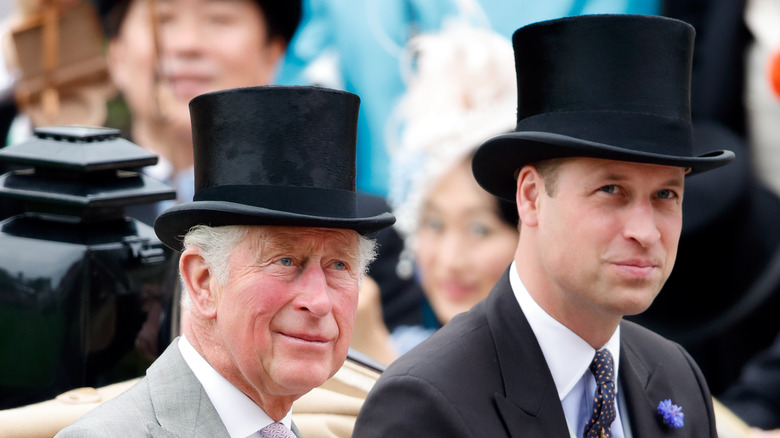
[584,349,616,438]
[259,422,296,438]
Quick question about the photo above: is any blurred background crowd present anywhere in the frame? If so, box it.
[0,0,778,436]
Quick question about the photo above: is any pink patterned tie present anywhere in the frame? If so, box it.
[259,422,296,438]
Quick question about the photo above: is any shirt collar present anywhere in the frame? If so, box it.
[509,261,621,400]
[178,336,293,438]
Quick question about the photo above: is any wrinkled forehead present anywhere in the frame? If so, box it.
[245,225,360,256]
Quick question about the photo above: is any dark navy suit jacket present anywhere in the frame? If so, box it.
[354,269,716,437]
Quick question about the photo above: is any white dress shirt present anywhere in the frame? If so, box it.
[509,262,627,438]
[178,336,293,438]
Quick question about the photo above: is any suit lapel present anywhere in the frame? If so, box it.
[486,270,570,437]
[620,333,671,436]
[146,339,230,437]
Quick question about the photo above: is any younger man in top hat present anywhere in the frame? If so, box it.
[57,86,394,437]
[353,14,733,438]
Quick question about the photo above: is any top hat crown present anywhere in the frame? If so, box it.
[154,86,394,250]
[472,14,734,201]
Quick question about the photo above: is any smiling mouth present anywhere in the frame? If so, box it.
[612,261,658,278]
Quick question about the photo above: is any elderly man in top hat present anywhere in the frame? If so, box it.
[94,0,426,346]
[56,86,394,437]
[354,14,733,438]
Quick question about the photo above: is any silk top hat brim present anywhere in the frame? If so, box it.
[682,121,751,234]
[472,14,735,201]
[154,86,394,251]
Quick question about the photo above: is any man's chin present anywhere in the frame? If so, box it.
[278,364,335,393]
[618,292,661,317]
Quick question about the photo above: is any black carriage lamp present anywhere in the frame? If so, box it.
[0,126,179,409]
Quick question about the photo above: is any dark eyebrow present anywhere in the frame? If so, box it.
[602,173,624,182]
[598,172,684,189]
[661,175,685,189]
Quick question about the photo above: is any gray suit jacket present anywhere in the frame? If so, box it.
[56,339,303,437]
[354,268,716,437]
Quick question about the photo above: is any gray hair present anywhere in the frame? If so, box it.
[179,224,377,309]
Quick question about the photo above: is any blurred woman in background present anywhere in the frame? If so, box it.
[385,21,520,355]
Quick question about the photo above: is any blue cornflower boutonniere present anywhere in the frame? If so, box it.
[657,399,684,429]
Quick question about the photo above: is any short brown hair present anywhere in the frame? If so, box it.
[532,158,571,197]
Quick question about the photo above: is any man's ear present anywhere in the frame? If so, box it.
[516,165,542,228]
[179,247,219,319]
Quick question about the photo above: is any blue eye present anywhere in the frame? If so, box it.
[333,261,347,271]
[657,189,676,199]
[600,185,618,194]
[278,258,293,266]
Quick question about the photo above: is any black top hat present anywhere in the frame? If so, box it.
[154,86,395,251]
[472,14,735,201]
